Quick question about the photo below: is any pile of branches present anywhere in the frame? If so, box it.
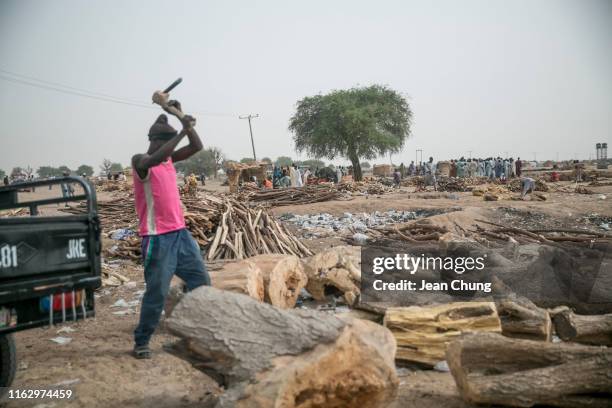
[337,180,395,195]
[507,178,549,192]
[371,219,449,242]
[473,219,611,244]
[95,181,132,193]
[241,184,347,206]
[63,192,313,261]
[436,177,471,192]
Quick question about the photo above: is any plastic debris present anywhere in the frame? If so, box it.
[50,336,72,345]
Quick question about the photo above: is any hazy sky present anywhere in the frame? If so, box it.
[0,0,610,173]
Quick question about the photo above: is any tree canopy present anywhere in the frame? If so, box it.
[296,159,326,169]
[289,85,412,180]
[109,163,123,173]
[275,156,293,167]
[76,164,94,176]
[360,161,372,169]
[240,157,256,164]
[175,147,225,178]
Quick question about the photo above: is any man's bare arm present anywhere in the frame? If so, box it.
[132,129,188,179]
[172,125,203,163]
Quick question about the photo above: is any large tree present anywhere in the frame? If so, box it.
[175,148,225,178]
[100,159,112,175]
[275,156,293,167]
[76,164,94,176]
[289,85,412,181]
[109,163,123,173]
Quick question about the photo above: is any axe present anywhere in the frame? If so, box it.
[151,78,196,127]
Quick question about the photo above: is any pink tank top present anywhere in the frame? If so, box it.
[133,159,185,236]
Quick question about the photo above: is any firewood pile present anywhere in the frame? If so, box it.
[337,180,395,195]
[95,181,132,193]
[63,192,313,261]
[473,219,611,244]
[241,184,348,206]
[436,177,471,192]
[371,219,449,242]
[507,177,549,192]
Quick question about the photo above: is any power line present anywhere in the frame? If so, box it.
[0,68,235,117]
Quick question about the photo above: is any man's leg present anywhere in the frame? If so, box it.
[175,229,211,290]
[134,232,179,351]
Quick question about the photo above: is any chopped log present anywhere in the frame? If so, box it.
[551,307,612,346]
[302,246,361,305]
[447,332,612,408]
[209,260,265,302]
[166,286,398,408]
[496,294,552,341]
[243,254,307,309]
[384,302,502,366]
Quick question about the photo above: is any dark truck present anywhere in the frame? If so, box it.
[0,177,101,389]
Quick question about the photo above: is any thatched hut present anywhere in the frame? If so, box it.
[225,161,268,193]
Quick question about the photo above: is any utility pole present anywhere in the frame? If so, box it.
[239,114,259,161]
[416,149,423,164]
[467,150,473,159]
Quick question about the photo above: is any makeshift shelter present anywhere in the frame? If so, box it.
[437,161,450,177]
[373,164,393,177]
[225,161,268,193]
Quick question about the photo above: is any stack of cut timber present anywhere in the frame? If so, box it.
[302,246,362,305]
[166,286,398,408]
[447,332,612,407]
[337,180,394,195]
[384,302,502,366]
[436,177,470,192]
[66,192,313,261]
[242,184,347,206]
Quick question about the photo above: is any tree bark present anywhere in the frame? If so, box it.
[446,332,612,408]
[496,295,552,341]
[551,307,612,346]
[383,302,502,366]
[166,286,398,408]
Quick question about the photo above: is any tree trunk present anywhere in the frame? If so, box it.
[348,149,362,181]
[244,254,308,309]
[302,245,361,306]
[383,302,502,366]
[166,286,398,408]
[209,260,265,302]
[551,307,612,346]
[496,296,552,341]
[446,332,612,408]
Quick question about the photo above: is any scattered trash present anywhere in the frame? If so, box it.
[127,300,140,307]
[52,378,80,387]
[110,228,136,241]
[50,336,72,345]
[434,360,450,372]
[111,299,129,308]
[598,195,606,200]
[56,326,76,334]
[112,309,134,316]
[352,232,368,244]
[282,210,451,237]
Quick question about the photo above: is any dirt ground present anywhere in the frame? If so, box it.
[4,180,611,407]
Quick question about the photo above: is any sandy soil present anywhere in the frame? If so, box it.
[4,180,611,407]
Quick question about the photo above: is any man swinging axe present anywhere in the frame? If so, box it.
[131,79,211,359]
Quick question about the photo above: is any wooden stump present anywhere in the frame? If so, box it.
[166,286,398,408]
[447,332,612,407]
[302,246,361,305]
[245,254,307,309]
[496,296,552,341]
[383,302,502,366]
[551,307,612,346]
[210,260,265,302]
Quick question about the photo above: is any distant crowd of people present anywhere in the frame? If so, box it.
[269,164,351,189]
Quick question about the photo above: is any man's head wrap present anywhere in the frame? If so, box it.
[148,114,177,141]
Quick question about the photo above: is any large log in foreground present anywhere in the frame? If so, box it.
[384,302,502,366]
[447,332,612,408]
[166,286,398,408]
[551,307,612,346]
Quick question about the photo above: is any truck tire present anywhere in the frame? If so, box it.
[0,334,17,391]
